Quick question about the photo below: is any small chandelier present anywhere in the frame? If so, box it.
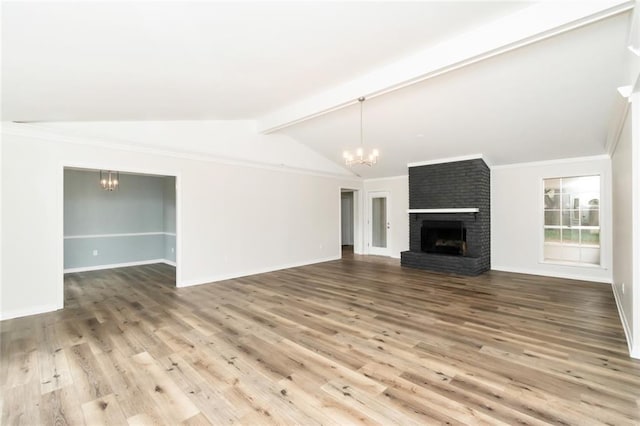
[343,96,379,167]
[100,170,119,191]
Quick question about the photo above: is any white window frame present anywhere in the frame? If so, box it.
[541,174,602,267]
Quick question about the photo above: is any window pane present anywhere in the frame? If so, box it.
[563,229,580,244]
[544,194,560,209]
[544,211,560,226]
[562,177,584,193]
[581,208,599,226]
[544,179,561,209]
[544,178,561,193]
[564,176,599,195]
[581,196,600,209]
[544,229,561,243]
[582,229,600,245]
[372,197,387,248]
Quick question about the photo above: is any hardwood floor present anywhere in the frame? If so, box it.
[2,255,640,425]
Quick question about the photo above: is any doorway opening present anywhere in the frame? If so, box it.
[341,189,356,257]
[63,167,178,305]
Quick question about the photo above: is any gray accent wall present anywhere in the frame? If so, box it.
[64,235,165,268]
[65,170,165,234]
[163,176,176,262]
[164,234,176,263]
[64,170,176,269]
[163,176,176,233]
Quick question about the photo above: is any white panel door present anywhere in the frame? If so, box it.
[368,192,390,256]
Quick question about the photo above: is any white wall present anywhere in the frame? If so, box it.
[0,123,361,320]
[610,10,640,359]
[0,124,3,316]
[632,91,640,358]
[363,176,409,258]
[492,156,612,283]
[627,13,640,358]
[612,104,635,356]
[37,121,353,176]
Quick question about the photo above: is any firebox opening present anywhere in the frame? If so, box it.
[421,220,467,256]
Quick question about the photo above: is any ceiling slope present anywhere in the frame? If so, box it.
[281,12,631,178]
[258,0,633,133]
[1,1,529,122]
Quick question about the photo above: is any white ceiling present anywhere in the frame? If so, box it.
[1,1,529,121]
[1,1,633,178]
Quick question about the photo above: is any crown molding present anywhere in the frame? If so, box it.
[491,154,610,170]
[605,87,632,156]
[1,122,360,181]
[408,154,486,168]
[363,174,408,183]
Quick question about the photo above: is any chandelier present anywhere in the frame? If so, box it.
[100,170,119,191]
[343,97,379,166]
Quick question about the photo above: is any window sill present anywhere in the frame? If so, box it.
[540,259,603,269]
[543,242,600,248]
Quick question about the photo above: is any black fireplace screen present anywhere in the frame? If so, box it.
[421,220,467,256]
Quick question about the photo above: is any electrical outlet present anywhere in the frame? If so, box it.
[171,247,175,253]
[92,249,98,256]
[622,283,625,294]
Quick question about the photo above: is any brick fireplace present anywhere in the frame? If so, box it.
[400,158,490,275]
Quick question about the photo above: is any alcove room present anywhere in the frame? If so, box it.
[63,168,177,305]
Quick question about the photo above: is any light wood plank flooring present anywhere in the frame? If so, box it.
[2,255,640,425]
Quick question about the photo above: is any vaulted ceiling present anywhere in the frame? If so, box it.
[282,12,631,177]
[1,1,635,178]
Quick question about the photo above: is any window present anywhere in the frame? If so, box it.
[543,175,600,266]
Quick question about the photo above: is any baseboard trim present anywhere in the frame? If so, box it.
[631,345,640,360]
[490,265,612,284]
[611,282,635,358]
[0,303,62,321]
[162,259,177,267]
[178,255,340,288]
[64,259,169,273]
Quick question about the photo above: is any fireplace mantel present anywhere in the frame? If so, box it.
[407,208,479,214]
